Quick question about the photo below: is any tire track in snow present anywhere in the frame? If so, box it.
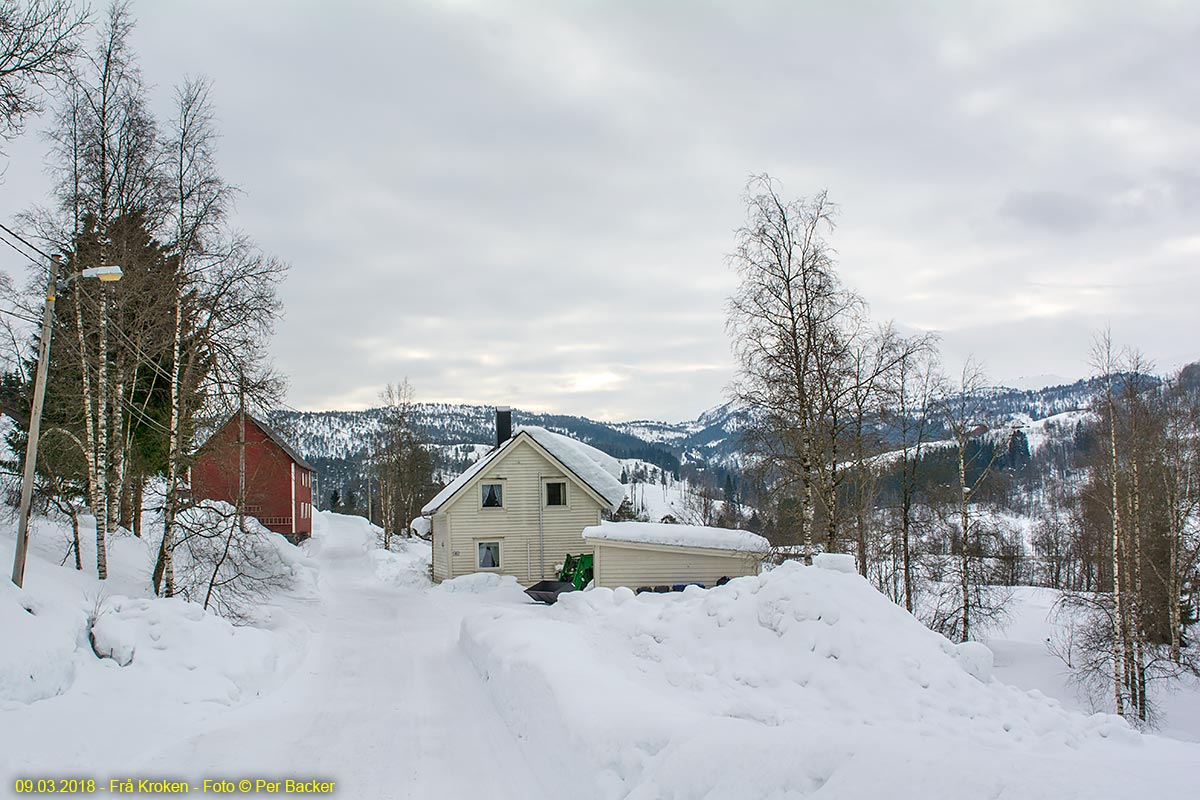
[134,526,547,799]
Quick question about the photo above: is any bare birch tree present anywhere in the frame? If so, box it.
[882,339,943,611]
[727,175,917,562]
[727,175,851,559]
[8,3,286,592]
[373,380,435,549]
[928,358,1013,642]
[153,75,233,596]
[0,0,87,142]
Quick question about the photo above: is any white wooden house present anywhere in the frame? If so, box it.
[421,409,625,583]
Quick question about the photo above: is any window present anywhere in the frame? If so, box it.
[478,541,501,569]
[481,483,503,508]
[546,481,566,506]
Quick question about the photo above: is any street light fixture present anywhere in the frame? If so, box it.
[10,256,124,588]
[81,265,124,282]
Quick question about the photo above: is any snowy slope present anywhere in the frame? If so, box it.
[987,586,1200,743]
[5,508,1198,799]
[461,562,1199,799]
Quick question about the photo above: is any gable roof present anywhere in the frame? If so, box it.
[253,415,314,470]
[199,411,313,471]
[421,426,625,515]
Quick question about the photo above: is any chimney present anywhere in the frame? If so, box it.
[496,406,512,447]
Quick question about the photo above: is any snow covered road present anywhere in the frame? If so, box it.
[1,513,548,799]
[124,519,547,799]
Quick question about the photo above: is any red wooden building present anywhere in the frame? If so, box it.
[190,411,315,543]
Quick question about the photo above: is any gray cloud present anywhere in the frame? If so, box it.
[999,191,1102,233]
[1,0,1197,421]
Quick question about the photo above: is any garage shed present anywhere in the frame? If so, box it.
[583,521,769,590]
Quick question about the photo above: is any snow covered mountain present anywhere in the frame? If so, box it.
[271,376,1112,509]
[271,401,748,506]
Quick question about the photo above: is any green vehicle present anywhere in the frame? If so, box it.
[523,553,594,604]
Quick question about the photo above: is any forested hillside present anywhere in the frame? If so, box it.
[273,375,1106,516]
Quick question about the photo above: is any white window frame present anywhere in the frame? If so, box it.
[544,479,568,508]
[480,482,504,509]
[476,540,502,570]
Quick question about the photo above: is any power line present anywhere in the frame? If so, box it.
[0,307,42,326]
[70,286,179,386]
[0,231,42,266]
[0,223,53,262]
[22,315,176,438]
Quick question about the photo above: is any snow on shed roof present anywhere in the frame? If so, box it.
[421,426,625,515]
[582,520,770,553]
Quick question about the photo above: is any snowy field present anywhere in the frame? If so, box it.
[2,511,1198,799]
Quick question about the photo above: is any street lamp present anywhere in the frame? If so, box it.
[10,256,123,587]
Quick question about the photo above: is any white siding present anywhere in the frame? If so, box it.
[592,539,762,589]
[431,512,450,581]
[441,439,605,584]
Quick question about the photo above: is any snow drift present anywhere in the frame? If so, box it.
[1,572,291,711]
[461,560,1195,799]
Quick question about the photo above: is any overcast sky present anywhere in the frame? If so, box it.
[2,0,1197,422]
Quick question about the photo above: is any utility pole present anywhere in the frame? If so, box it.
[10,260,121,587]
[11,256,63,587]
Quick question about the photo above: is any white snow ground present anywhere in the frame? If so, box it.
[986,585,1200,743]
[3,511,1199,799]
[1,512,545,799]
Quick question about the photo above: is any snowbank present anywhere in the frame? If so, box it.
[437,572,529,603]
[461,561,1195,799]
[1,565,293,712]
[584,520,769,553]
[0,506,312,715]
[0,580,84,705]
[812,552,856,573]
[372,539,433,589]
[87,594,284,703]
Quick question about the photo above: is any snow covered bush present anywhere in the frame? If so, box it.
[172,501,313,621]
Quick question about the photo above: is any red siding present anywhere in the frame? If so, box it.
[191,415,313,543]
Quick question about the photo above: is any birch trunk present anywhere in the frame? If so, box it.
[95,284,109,580]
[1129,407,1147,722]
[109,372,126,534]
[73,283,102,579]
[160,292,184,597]
[959,443,971,643]
[1107,375,1126,718]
